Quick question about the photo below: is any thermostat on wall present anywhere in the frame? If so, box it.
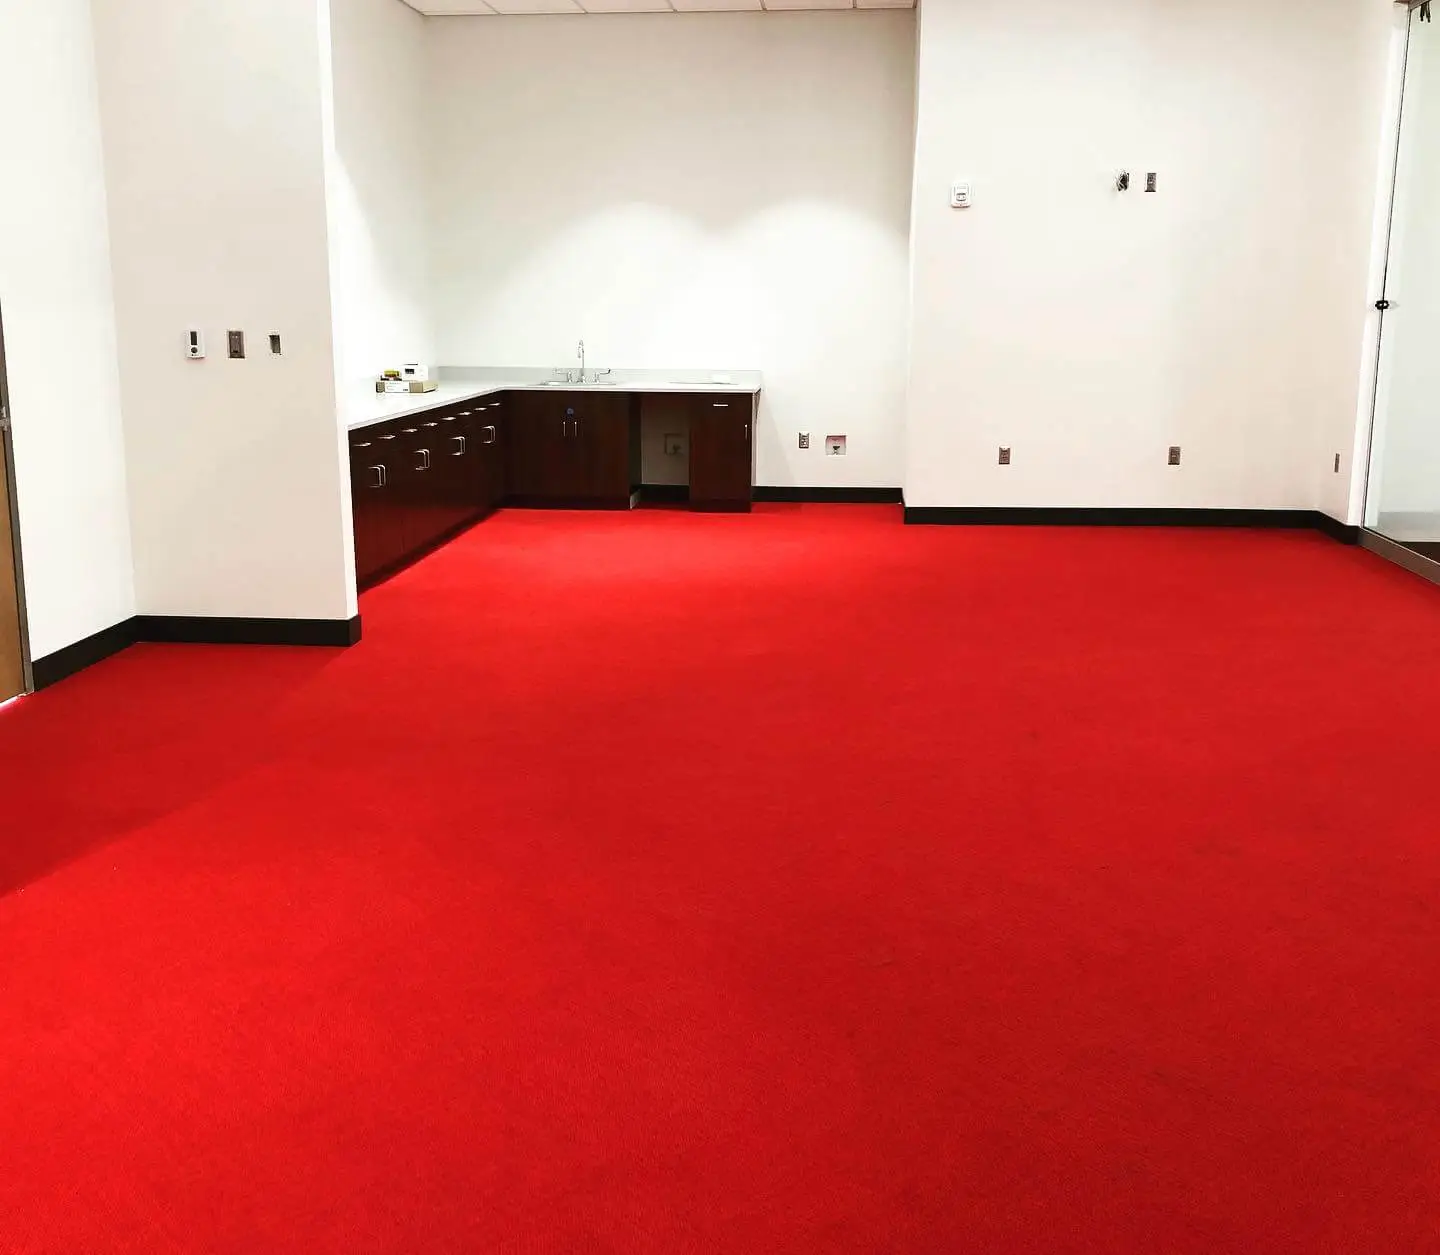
[185,329,205,359]
[950,180,973,209]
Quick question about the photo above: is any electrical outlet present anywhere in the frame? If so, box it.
[998,447,1012,466]
[826,435,847,457]
[1168,446,1182,466]
[1334,453,1342,473]
[1146,172,1158,193]
[799,433,810,450]
[227,330,245,360]
[269,332,283,356]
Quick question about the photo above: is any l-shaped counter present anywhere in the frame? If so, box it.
[343,368,763,588]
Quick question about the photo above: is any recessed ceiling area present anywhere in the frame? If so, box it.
[404,0,913,13]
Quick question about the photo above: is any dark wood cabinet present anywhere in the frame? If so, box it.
[508,390,638,507]
[349,385,756,588]
[473,398,507,511]
[689,393,754,512]
[349,393,514,590]
[507,390,578,500]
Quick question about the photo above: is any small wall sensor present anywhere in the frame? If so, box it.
[186,330,205,360]
[950,180,973,209]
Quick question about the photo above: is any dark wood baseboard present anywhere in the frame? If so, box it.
[136,615,361,647]
[30,618,140,690]
[754,487,904,504]
[31,614,361,690]
[903,507,1356,542]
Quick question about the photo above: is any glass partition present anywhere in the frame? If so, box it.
[1367,8,1440,568]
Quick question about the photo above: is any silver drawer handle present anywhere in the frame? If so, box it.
[712,403,730,408]
[483,425,497,443]
[369,464,386,488]
[416,449,431,470]
[451,435,466,455]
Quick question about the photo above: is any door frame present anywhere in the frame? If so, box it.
[0,300,34,696]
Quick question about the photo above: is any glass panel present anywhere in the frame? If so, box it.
[1367,10,1440,562]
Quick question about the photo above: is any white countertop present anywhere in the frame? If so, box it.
[343,370,763,432]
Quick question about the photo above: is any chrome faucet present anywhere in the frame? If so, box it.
[577,339,585,382]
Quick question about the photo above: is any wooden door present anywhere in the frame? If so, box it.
[474,400,506,511]
[574,393,635,504]
[368,428,408,572]
[0,310,25,700]
[349,436,385,587]
[689,395,753,512]
[437,409,481,524]
[509,391,581,502]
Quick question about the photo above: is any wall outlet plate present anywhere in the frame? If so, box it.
[227,329,245,360]
[1168,446,1182,466]
[998,447,1012,465]
[799,433,810,450]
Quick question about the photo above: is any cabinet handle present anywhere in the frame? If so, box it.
[369,465,386,488]
[712,403,730,408]
[416,449,431,470]
[482,425,497,443]
[744,424,749,440]
[451,436,466,455]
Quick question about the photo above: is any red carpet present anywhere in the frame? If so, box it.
[2,506,1439,1253]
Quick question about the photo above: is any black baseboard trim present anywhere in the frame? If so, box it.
[902,507,1359,541]
[904,506,1320,528]
[754,487,904,504]
[31,618,140,690]
[136,615,362,647]
[1311,512,1361,545]
[637,484,690,504]
[31,613,361,690]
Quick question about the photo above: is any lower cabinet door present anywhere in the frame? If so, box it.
[689,395,753,511]
[474,401,506,510]
[349,438,385,586]
[508,392,571,499]
[574,394,634,502]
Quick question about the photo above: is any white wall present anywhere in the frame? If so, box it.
[91,0,357,622]
[1367,12,1440,525]
[0,0,136,661]
[906,0,1393,512]
[328,0,434,393]
[426,12,915,489]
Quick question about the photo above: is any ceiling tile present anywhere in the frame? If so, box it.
[580,0,674,10]
[670,0,762,9]
[763,0,854,8]
[855,0,914,6]
[483,0,583,11]
[415,2,498,11]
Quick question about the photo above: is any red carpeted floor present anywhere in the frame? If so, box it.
[2,505,1439,1253]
